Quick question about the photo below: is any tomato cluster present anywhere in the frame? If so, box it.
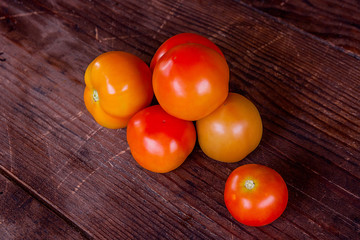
[83,33,287,226]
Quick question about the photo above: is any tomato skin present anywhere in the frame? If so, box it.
[84,51,153,129]
[150,33,224,72]
[224,164,288,226]
[153,43,229,121]
[127,105,196,173]
[196,93,262,163]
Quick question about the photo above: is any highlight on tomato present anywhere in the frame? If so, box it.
[126,105,196,173]
[83,51,153,129]
[153,43,229,121]
[224,164,288,226]
[196,92,262,163]
[150,32,225,72]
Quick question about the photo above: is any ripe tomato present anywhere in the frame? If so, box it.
[196,93,262,163]
[224,164,288,226]
[127,105,196,173]
[84,51,153,129]
[150,32,224,72]
[153,43,229,121]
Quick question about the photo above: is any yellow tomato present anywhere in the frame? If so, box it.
[84,51,153,129]
[196,93,263,163]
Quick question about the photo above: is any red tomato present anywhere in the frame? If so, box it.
[150,33,224,72]
[196,93,262,163]
[127,105,196,173]
[224,164,288,226]
[153,43,229,121]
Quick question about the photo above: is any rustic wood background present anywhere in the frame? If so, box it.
[1,0,359,239]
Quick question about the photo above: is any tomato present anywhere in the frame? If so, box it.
[150,33,224,72]
[127,105,196,173]
[196,93,262,163]
[224,164,288,226]
[84,51,153,129]
[153,43,229,121]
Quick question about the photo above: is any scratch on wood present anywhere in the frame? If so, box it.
[249,34,285,55]
[0,10,80,20]
[95,27,99,41]
[95,32,143,44]
[97,147,130,168]
[40,128,52,138]
[102,37,116,47]
[71,147,130,194]
[0,11,46,20]
[102,37,116,41]
[71,169,97,194]
[62,111,84,124]
[105,147,130,167]
[85,125,102,141]
[154,0,184,36]
[108,161,114,168]
[53,162,67,177]
[287,35,301,57]
[74,125,102,152]
[56,171,73,189]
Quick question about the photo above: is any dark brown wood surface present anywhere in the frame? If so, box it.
[1,0,359,239]
[240,0,360,55]
[0,173,85,239]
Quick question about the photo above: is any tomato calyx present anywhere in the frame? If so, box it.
[244,179,255,190]
[93,89,99,102]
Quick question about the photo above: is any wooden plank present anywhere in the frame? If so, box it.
[0,174,86,239]
[238,0,360,55]
[0,0,359,239]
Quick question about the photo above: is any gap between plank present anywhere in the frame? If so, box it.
[0,165,93,240]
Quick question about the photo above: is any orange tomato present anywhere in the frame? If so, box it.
[153,43,229,121]
[150,32,224,72]
[84,51,153,129]
[196,93,263,162]
[127,105,196,173]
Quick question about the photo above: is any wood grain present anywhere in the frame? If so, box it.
[239,0,360,55]
[0,174,85,239]
[0,0,359,239]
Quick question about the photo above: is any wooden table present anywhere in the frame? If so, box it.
[1,0,359,239]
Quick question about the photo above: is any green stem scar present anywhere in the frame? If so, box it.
[93,90,99,102]
[245,180,255,190]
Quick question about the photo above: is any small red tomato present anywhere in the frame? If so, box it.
[224,164,288,226]
[153,43,229,121]
[150,32,224,72]
[127,105,196,173]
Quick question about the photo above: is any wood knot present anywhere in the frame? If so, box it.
[0,52,6,62]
